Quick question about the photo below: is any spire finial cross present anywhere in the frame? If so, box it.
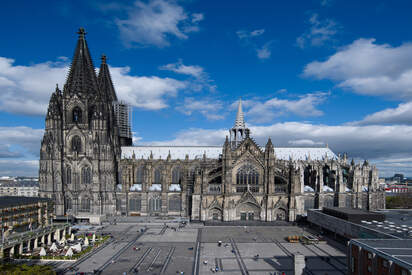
[101,54,107,64]
[77,27,87,38]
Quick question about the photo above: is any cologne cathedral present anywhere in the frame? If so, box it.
[39,29,385,222]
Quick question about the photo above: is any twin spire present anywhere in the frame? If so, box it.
[64,28,116,103]
[98,54,118,102]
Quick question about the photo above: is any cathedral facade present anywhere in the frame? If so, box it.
[39,29,385,222]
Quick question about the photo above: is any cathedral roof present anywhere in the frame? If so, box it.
[121,146,338,161]
[121,146,222,160]
[274,147,337,161]
[98,54,118,102]
[64,28,100,98]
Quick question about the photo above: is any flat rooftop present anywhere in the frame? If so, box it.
[323,207,385,223]
[352,239,412,269]
[0,196,50,208]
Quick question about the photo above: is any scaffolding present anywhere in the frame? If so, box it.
[113,101,132,140]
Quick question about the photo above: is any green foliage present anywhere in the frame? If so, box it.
[0,263,56,275]
[386,194,412,209]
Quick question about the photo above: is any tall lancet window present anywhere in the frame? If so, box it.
[71,136,81,153]
[66,197,72,211]
[66,166,72,185]
[236,164,260,193]
[72,107,82,123]
[172,167,181,184]
[82,166,91,184]
[136,166,144,184]
[154,169,161,184]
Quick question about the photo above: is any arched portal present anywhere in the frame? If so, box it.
[273,207,287,221]
[236,202,260,221]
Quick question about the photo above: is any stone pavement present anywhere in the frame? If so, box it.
[48,222,347,275]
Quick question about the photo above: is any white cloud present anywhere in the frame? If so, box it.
[256,42,273,60]
[242,92,328,123]
[320,0,333,7]
[0,127,44,157]
[191,13,204,23]
[236,29,273,60]
[0,57,67,116]
[115,0,203,47]
[355,101,412,125]
[288,139,324,146]
[297,13,338,48]
[159,60,216,92]
[145,122,412,161]
[6,122,412,176]
[0,126,43,176]
[132,132,143,145]
[236,29,265,39]
[304,38,412,99]
[0,160,39,177]
[0,56,187,115]
[146,122,412,176]
[160,60,205,79]
[110,65,186,110]
[176,97,224,120]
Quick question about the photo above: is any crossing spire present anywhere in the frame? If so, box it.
[234,98,246,129]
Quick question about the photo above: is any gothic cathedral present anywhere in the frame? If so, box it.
[39,29,385,222]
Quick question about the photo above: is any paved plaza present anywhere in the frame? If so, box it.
[49,222,347,275]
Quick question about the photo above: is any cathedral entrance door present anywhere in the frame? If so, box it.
[248,212,254,221]
[240,213,247,220]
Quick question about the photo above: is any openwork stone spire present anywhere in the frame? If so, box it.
[234,98,246,129]
[229,98,250,149]
[98,54,118,102]
[64,28,100,97]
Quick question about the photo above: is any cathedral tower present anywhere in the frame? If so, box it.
[39,28,121,216]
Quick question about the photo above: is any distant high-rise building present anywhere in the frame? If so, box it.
[113,101,132,146]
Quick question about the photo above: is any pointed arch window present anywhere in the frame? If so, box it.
[82,166,91,185]
[72,106,82,123]
[81,197,91,212]
[136,166,144,184]
[172,167,181,184]
[72,136,81,153]
[66,197,72,211]
[66,166,72,185]
[88,105,96,124]
[236,164,260,193]
[154,168,162,184]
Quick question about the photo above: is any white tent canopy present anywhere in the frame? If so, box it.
[50,242,58,252]
[65,247,73,257]
[39,247,46,256]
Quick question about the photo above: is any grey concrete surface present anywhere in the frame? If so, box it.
[45,223,348,275]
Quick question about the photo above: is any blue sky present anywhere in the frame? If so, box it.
[1,0,412,176]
